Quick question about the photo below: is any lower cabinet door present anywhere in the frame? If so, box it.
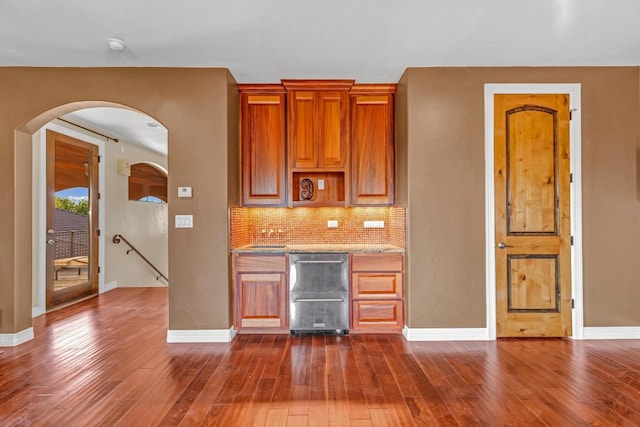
[237,272,287,330]
[352,300,403,332]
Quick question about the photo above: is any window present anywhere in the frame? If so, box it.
[128,163,167,203]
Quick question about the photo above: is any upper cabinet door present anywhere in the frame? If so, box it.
[240,86,286,206]
[288,91,317,169]
[317,91,349,168]
[284,80,353,171]
[350,86,396,206]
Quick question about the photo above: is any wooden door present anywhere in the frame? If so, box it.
[46,130,99,310]
[240,87,286,205]
[494,94,572,337]
[350,89,395,205]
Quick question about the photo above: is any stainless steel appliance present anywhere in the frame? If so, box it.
[289,252,349,334]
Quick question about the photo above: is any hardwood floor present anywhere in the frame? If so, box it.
[1,288,640,426]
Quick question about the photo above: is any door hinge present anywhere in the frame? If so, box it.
[98,266,101,274]
[570,236,574,245]
[97,229,101,237]
[98,192,101,200]
[96,155,101,163]
[569,110,572,120]
[570,173,573,183]
[571,299,575,309]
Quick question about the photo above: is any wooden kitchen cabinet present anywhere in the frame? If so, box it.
[283,80,353,206]
[351,252,404,333]
[239,84,287,206]
[350,85,396,205]
[233,253,288,334]
[284,80,352,169]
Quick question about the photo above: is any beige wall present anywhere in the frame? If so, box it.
[3,65,639,337]
[0,67,237,334]
[105,138,168,288]
[398,67,640,328]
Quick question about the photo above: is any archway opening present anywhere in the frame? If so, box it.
[25,102,169,316]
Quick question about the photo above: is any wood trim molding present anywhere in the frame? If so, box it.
[104,280,118,292]
[237,83,286,93]
[166,327,236,343]
[402,326,489,341]
[582,327,640,340]
[32,306,45,318]
[281,79,355,90]
[484,83,583,340]
[349,83,397,94]
[0,327,35,347]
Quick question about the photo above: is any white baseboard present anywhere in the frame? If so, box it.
[102,280,118,293]
[167,327,236,343]
[32,306,45,318]
[0,327,35,347]
[403,326,490,341]
[583,327,640,340]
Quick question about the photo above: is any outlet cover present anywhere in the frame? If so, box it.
[327,220,338,228]
[318,179,325,190]
[175,215,193,228]
[364,220,384,228]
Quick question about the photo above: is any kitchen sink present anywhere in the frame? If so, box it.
[249,244,287,249]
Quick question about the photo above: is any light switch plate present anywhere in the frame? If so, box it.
[178,186,192,198]
[318,179,325,190]
[327,220,338,228]
[175,215,193,228]
[364,220,385,228]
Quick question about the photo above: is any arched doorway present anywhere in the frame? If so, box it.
[30,104,169,315]
[1,68,237,346]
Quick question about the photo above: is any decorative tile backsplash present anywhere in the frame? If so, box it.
[229,207,250,248]
[229,206,406,248]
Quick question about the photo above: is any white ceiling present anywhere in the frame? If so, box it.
[4,0,640,153]
[61,108,168,156]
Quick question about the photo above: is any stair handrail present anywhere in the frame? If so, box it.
[112,234,168,282]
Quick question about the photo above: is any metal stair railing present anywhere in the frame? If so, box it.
[112,234,168,282]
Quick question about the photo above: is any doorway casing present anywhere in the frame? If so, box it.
[484,83,584,340]
[32,121,106,317]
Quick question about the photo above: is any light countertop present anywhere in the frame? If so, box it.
[232,243,404,253]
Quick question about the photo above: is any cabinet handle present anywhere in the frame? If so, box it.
[293,298,344,302]
[293,260,344,264]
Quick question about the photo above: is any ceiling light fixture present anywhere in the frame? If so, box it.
[107,37,126,52]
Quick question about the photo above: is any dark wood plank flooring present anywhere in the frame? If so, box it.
[1,288,640,426]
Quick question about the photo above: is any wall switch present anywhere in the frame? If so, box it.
[364,220,385,228]
[318,179,325,190]
[327,220,338,228]
[175,215,193,228]
[178,186,192,198]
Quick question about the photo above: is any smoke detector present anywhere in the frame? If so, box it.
[107,37,126,52]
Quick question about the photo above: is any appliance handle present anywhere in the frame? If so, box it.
[292,260,344,264]
[293,298,344,302]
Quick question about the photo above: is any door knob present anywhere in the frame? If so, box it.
[47,239,55,246]
[497,242,514,249]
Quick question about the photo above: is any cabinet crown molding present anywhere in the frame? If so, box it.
[350,83,397,94]
[281,79,355,91]
[238,83,286,93]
